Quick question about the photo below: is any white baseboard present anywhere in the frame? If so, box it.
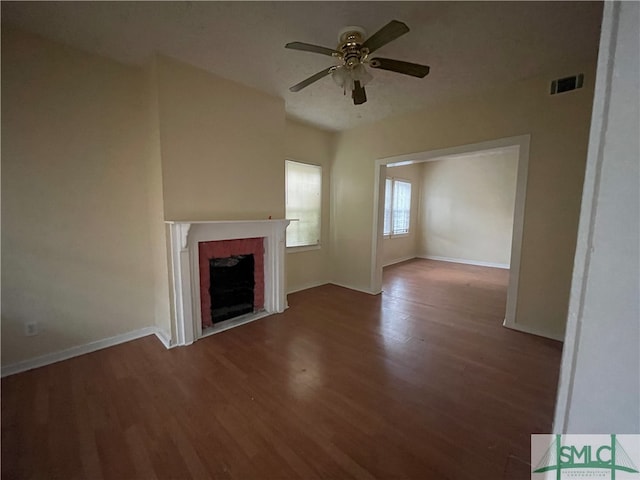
[288,281,382,296]
[502,318,565,342]
[287,281,329,294]
[419,255,510,269]
[329,282,382,296]
[1,326,172,378]
[154,328,174,349]
[383,255,417,267]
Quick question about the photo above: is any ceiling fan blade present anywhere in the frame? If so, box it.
[369,58,430,78]
[285,42,340,57]
[352,81,367,105]
[362,20,410,54]
[289,67,335,92]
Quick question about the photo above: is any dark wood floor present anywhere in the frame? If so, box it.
[1,259,563,479]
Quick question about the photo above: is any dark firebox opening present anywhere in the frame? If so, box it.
[209,254,255,324]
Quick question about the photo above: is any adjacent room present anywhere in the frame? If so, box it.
[380,143,519,306]
[383,146,519,269]
[3,1,639,479]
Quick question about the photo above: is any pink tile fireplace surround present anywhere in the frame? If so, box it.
[166,220,290,346]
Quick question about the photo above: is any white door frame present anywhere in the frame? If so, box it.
[370,135,530,331]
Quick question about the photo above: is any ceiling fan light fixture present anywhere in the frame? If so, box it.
[332,68,354,95]
[332,63,372,96]
[332,66,348,88]
[351,63,373,86]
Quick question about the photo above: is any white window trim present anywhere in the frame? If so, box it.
[384,176,412,238]
[384,232,410,239]
[285,159,322,249]
[286,244,322,254]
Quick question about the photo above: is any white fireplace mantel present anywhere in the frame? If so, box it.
[166,219,290,346]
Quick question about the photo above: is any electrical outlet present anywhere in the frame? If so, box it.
[25,321,39,336]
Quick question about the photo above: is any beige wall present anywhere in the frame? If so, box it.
[0,25,596,364]
[0,31,296,367]
[1,28,156,364]
[331,65,595,339]
[418,148,518,266]
[155,56,286,221]
[284,120,335,292]
[145,60,173,339]
[382,163,421,266]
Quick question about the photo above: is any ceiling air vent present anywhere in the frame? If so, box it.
[550,74,584,95]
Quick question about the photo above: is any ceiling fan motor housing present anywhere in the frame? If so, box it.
[338,27,368,68]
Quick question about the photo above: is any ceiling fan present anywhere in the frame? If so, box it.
[285,20,430,105]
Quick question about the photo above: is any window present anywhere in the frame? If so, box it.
[384,178,412,236]
[285,160,322,248]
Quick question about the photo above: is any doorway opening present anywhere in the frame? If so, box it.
[371,135,530,332]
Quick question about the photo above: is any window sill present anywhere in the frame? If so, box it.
[384,233,410,239]
[287,244,321,254]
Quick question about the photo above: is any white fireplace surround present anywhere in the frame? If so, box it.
[166,219,290,346]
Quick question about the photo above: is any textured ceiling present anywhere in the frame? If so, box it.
[1,1,603,131]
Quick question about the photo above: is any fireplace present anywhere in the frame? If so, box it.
[198,237,265,328]
[166,220,290,346]
[210,255,255,322]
